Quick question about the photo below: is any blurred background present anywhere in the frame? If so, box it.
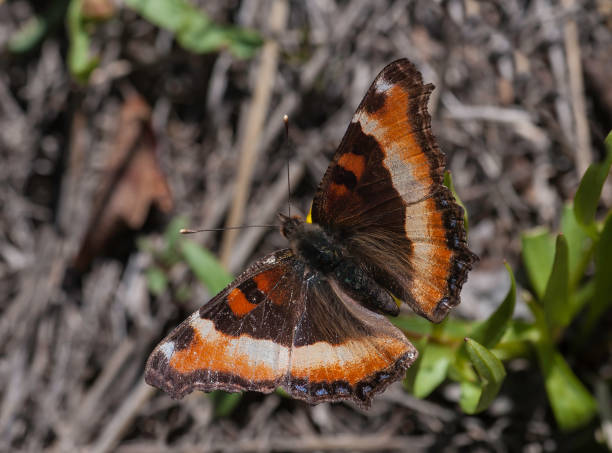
[1,0,611,451]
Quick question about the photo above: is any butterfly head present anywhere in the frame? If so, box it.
[279,213,305,240]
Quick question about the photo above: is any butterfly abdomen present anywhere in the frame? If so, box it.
[282,217,399,316]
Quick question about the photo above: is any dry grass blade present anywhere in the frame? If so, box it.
[562,0,592,176]
[220,0,289,267]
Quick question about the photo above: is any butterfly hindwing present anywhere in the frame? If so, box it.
[287,274,416,406]
[145,250,416,407]
[311,59,477,322]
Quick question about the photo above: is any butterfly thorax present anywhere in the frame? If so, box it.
[280,214,399,316]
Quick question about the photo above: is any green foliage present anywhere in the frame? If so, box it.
[396,133,611,429]
[67,0,99,82]
[521,229,555,299]
[395,229,515,415]
[9,15,48,53]
[470,262,516,349]
[535,341,597,431]
[412,343,454,398]
[444,171,469,232]
[145,266,168,296]
[180,241,232,295]
[540,234,570,330]
[560,204,592,290]
[517,134,611,429]
[125,0,263,58]
[7,1,69,53]
[583,212,612,333]
[460,338,506,414]
[210,391,243,417]
[9,0,262,81]
[140,216,232,296]
[574,132,612,234]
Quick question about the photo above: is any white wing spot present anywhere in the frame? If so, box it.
[160,341,175,360]
[374,76,392,94]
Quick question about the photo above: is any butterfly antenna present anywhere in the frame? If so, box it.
[284,114,291,217]
[180,225,275,234]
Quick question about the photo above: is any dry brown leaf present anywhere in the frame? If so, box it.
[82,0,116,20]
[73,93,173,271]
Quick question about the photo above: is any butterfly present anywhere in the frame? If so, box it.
[145,59,477,408]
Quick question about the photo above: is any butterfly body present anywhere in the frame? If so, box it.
[281,214,400,316]
[146,59,477,407]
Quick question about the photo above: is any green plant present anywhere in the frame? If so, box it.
[126,0,263,59]
[7,0,263,82]
[393,260,514,415]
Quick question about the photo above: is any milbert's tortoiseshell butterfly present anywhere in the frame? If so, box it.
[145,59,477,408]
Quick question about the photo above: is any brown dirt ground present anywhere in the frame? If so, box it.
[1,1,611,452]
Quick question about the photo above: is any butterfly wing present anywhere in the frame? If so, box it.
[145,249,416,406]
[311,59,476,322]
[288,274,416,407]
[145,249,302,398]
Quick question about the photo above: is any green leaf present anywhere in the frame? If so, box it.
[569,279,595,322]
[466,338,506,387]
[179,23,262,58]
[521,228,555,299]
[560,204,593,290]
[437,317,473,342]
[390,315,433,337]
[125,0,263,58]
[574,131,612,232]
[459,380,483,413]
[67,0,99,82]
[583,212,612,332]
[535,341,597,430]
[443,171,469,232]
[459,338,506,414]
[8,1,68,53]
[470,263,516,349]
[145,266,168,296]
[9,16,47,53]
[402,337,428,393]
[164,216,188,253]
[540,234,570,330]
[180,240,232,294]
[496,319,541,345]
[491,320,540,363]
[448,354,477,383]
[412,343,454,398]
[594,211,612,309]
[210,391,242,417]
[526,299,551,343]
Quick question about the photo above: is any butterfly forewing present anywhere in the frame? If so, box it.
[311,59,477,322]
